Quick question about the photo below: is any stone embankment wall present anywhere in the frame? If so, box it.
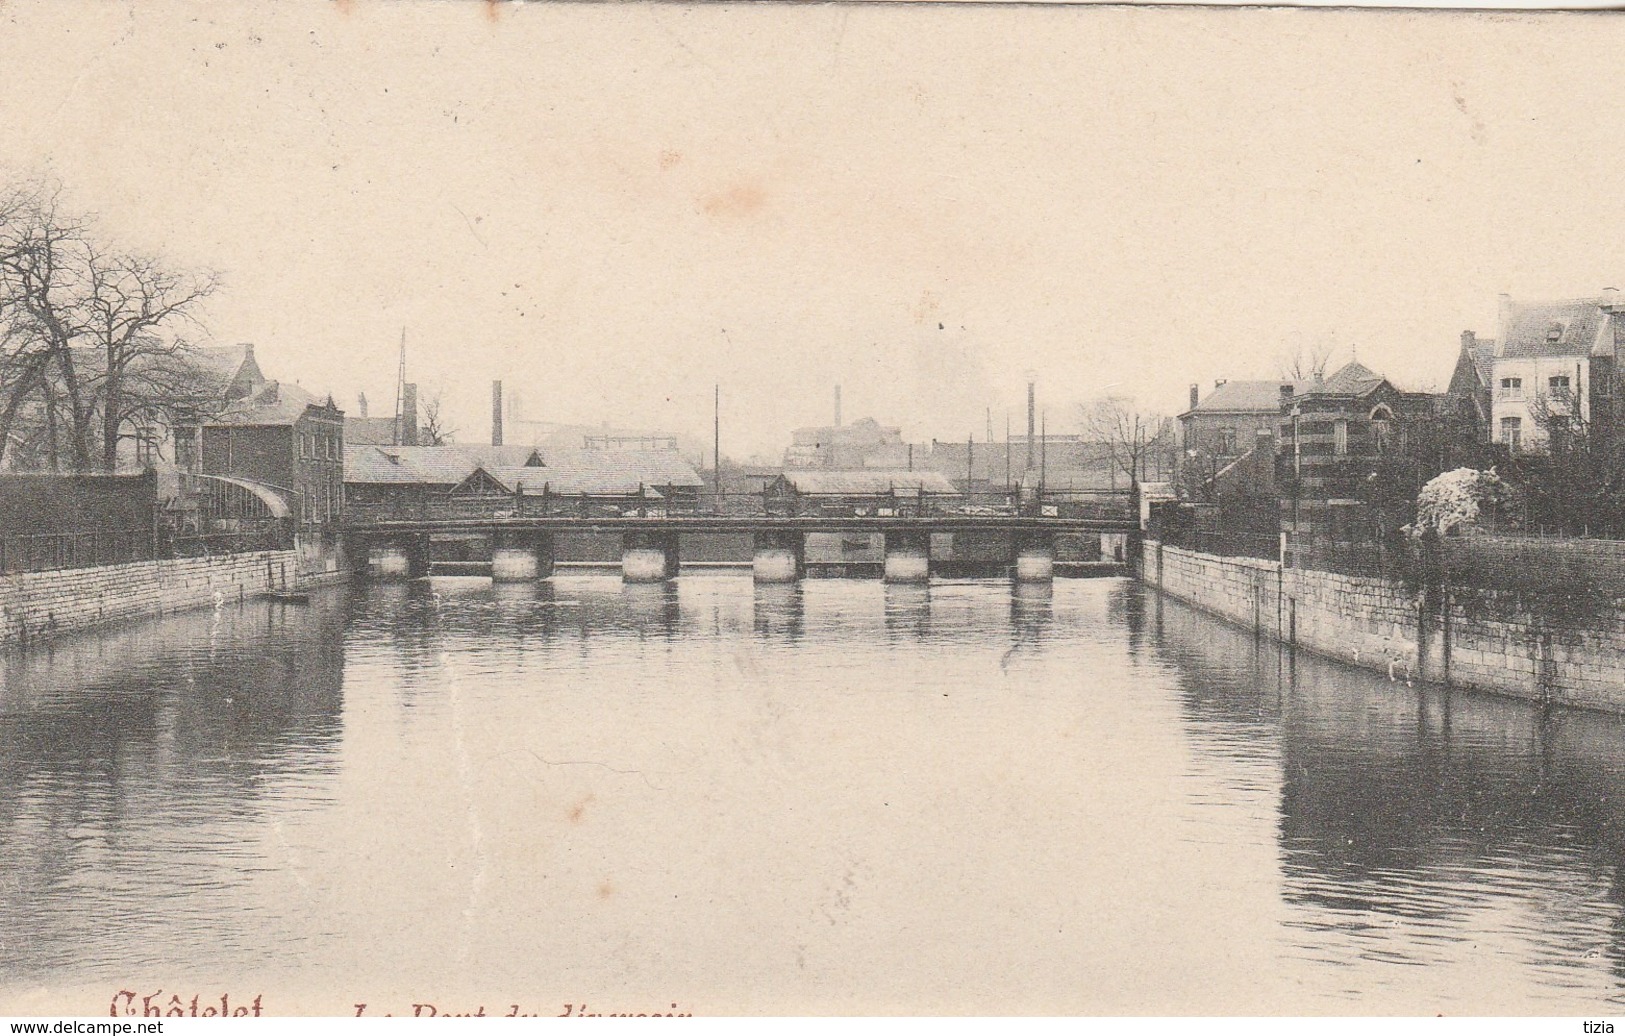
[1142,538,1625,714]
[0,550,300,645]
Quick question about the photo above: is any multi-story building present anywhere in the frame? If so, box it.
[784,417,909,469]
[1178,379,1294,499]
[1460,293,1623,454]
[1276,361,1441,568]
[173,345,345,531]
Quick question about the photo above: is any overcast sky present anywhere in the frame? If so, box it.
[3,1,1624,457]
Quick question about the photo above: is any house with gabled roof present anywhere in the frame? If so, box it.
[1468,292,1624,454]
[1177,378,1299,498]
[1446,330,1496,442]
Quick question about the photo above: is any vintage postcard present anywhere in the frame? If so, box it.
[2,0,1624,1019]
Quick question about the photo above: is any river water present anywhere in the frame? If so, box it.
[1,574,1623,1015]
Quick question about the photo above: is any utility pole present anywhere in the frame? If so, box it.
[392,329,406,447]
[967,433,974,502]
[1040,411,1047,498]
[713,383,721,502]
[1026,382,1036,471]
[1005,412,1012,496]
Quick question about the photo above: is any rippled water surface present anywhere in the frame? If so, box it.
[3,574,1625,1014]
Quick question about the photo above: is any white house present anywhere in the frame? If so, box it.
[1481,293,1623,453]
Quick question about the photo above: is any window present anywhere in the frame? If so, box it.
[1550,375,1571,393]
[1369,405,1394,454]
[1500,377,1524,400]
[1500,416,1523,451]
[1333,419,1349,456]
[1216,427,1237,455]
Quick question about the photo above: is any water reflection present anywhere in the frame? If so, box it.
[0,591,348,978]
[4,575,1625,1013]
[752,584,804,641]
[1145,586,1625,1010]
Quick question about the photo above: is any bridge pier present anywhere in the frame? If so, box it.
[752,531,804,583]
[366,533,430,581]
[882,530,931,583]
[491,530,555,582]
[622,531,680,583]
[1014,531,1055,582]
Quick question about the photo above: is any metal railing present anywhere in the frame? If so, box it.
[343,489,1136,526]
[0,531,154,575]
[0,520,293,576]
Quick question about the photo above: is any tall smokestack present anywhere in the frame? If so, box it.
[492,380,504,446]
[1026,382,1036,470]
[401,383,419,446]
[357,391,368,419]
[834,385,842,428]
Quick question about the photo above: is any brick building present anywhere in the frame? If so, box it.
[175,356,345,531]
[1276,362,1440,568]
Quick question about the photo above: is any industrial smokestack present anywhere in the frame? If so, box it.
[492,380,504,446]
[834,385,842,428]
[401,383,419,446]
[357,391,368,419]
[1026,382,1036,470]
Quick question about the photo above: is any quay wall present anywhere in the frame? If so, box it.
[0,550,302,645]
[1141,539,1625,714]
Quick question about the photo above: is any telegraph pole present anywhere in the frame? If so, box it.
[392,329,406,447]
[1040,411,1047,497]
[1005,412,1012,495]
[967,433,974,502]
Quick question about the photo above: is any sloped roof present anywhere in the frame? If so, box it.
[342,444,482,485]
[459,444,545,468]
[1499,298,1609,359]
[1472,342,1496,386]
[209,380,328,426]
[1315,360,1387,396]
[188,344,265,400]
[1183,380,1298,416]
[483,450,704,496]
[782,469,959,495]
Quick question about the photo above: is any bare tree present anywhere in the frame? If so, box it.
[419,389,456,446]
[1080,395,1175,484]
[1527,372,1594,452]
[1277,331,1337,382]
[0,184,217,470]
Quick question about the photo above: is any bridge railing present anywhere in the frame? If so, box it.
[342,489,1136,526]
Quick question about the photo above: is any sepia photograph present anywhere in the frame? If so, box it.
[2,0,1625,1019]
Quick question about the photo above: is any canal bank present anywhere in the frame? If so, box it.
[0,549,314,646]
[1140,538,1625,714]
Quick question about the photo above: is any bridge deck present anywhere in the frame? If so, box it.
[344,515,1138,536]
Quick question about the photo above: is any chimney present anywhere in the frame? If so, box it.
[357,391,368,418]
[834,385,842,428]
[1498,293,1513,337]
[401,383,419,446]
[1214,378,1227,390]
[1026,381,1036,470]
[1280,384,1294,399]
[1460,330,1477,353]
[1605,287,1621,311]
[492,380,504,446]
[1189,384,1199,410]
